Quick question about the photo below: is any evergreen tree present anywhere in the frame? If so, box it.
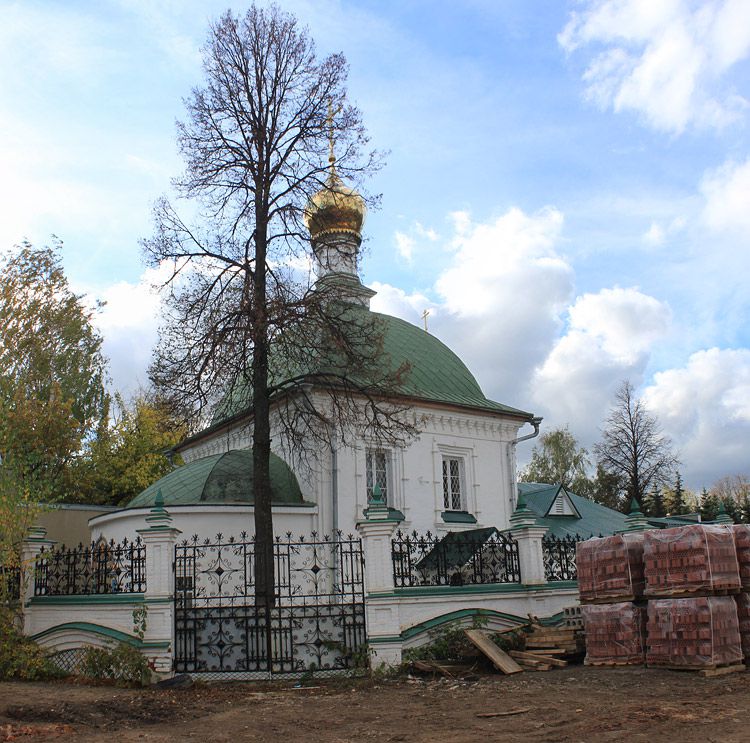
[665,472,690,515]
[700,488,721,522]
[721,496,740,523]
[740,495,750,524]
[644,483,666,517]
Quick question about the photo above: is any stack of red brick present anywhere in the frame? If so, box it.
[579,524,749,670]
[577,532,647,666]
[732,525,750,660]
[644,525,742,669]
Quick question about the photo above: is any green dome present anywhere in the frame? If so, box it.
[211,308,532,427]
[127,450,304,508]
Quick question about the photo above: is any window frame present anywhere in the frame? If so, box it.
[441,455,466,512]
[365,447,391,505]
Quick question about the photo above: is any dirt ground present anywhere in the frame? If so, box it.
[2,665,749,742]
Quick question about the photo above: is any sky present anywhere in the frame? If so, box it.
[1,0,749,491]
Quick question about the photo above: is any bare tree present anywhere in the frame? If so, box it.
[710,474,750,504]
[594,381,679,508]
[143,6,414,609]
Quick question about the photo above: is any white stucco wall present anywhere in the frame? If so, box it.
[172,397,528,541]
[89,505,317,544]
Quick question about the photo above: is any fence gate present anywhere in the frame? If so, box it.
[174,532,366,677]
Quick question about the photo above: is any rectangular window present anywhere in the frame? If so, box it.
[442,457,464,511]
[366,449,390,504]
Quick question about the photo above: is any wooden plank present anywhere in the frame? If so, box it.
[699,664,746,678]
[526,638,578,647]
[514,658,553,671]
[412,660,455,677]
[520,648,566,655]
[476,708,531,719]
[510,651,567,668]
[464,629,523,675]
[527,630,577,639]
[495,624,528,635]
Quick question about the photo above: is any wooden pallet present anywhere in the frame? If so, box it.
[650,663,746,677]
[580,595,637,605]
[510,651,567,668]
[644,587,741,599]
[585,658,644,667]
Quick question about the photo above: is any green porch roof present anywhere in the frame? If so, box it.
[518,482,629,538]
[127,450,305,508]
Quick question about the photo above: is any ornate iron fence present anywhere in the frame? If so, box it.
[34,537,146,596]
[1,565,21,602]
[542,534,581,581]
[391,528,521,587]
[174,531,366,676]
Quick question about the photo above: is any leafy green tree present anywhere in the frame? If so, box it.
[71,393,187,505]
[0,240,108,497]
[520,427,593,495]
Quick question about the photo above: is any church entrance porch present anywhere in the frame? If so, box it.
[173,532,367,677]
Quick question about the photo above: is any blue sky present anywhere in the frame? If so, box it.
[2,0,749,490]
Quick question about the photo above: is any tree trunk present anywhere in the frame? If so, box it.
[252,211,274,613]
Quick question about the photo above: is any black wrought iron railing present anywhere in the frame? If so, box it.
[173,531,367,675]
[542,534,581,581]
[391,528,521,588]
[34,537,146,596]
[1,565,21,602]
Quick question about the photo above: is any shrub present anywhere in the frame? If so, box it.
[80,642,151,687]
[0,612,63,681]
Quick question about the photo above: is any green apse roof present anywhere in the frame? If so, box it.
[210,308,533,428]
[518,482,629,538]
[127,450,305,508]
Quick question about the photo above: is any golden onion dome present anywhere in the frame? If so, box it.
[304,170,366,241]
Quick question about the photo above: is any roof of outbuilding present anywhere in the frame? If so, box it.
[127,450,305,508]
[518,482,629,538]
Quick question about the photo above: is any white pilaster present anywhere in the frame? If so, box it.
[136,495,182,676]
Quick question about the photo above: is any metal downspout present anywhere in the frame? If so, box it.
[508,416,543,512]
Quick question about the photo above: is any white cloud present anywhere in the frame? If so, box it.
[701,158,750,232]
[569,287,672,364]
[560,0,750,133]
[394,231,415,262]
[642,216,687,247]
[370,282,433,325]
[531,287,671,440]
[643,222,665,246]
[392,221,440,263]
[424,206,573,409]
[414,222,438,241]
[436,207,568,318]
[643,348,750,485]
[86,264,175,396]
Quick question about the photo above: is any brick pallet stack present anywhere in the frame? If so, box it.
[732,525,750,660]
[643,525,742,671]
[577,533,647,666]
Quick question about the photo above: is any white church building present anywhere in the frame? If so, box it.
[21,164,629,676]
